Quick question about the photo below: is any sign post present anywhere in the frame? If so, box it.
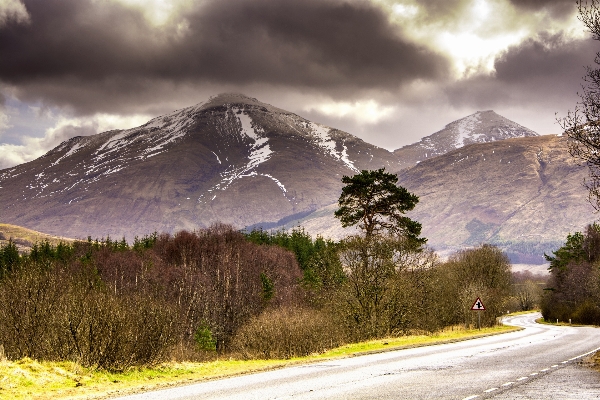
[471,297,485,330]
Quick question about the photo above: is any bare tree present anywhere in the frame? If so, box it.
[560,0,600,209]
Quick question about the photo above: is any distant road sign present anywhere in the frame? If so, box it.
[471,297,485,311]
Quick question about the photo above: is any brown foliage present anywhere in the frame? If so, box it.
[231,307,345,359]
[435,245,513,328]
[0,224,304,368]
[0,259,176,370]
[151,225,302,352]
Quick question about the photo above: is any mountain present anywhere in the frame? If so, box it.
[1,94,590,265]
[0,94,400,240]
[393,110,539,170]
[279,135,596,264]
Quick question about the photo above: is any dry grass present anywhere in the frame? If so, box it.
[314,324,518,358]
[0,357,302,399]
[535,318,589,327]
[0,324,519,399]
[0,223,73,251]
[590,352,600,372]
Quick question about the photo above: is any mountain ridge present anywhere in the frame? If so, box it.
[0,93,400,239]
[1,93,588,264]
[278,134,595,263]
[393,110,539,170]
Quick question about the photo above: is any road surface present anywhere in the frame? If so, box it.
[116,313,600,399]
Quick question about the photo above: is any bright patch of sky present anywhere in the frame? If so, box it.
[439,29,528,76]
[113,0,193,27]
[0,96,57,144]
[382,0,585,77]
[304,100,396,124]
[391,3,418,18]
[0,93,152,168]
[0,0,30,27]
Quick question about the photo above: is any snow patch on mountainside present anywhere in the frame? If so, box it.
[262,173,287,193]
[235,107,273,169]
[17,104,204,198]
[454,113,482,147]
[51,142,84,166]
[308,122,359,172]
[76,105,199,178]
[200,107,282,202]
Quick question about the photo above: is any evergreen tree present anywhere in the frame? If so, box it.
[335,168,424,243]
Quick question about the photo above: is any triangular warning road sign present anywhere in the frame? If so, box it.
[471,297,485,311]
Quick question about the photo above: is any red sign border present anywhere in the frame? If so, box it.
[471,297,485,311]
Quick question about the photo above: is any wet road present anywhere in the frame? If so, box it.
[116,313,600,400]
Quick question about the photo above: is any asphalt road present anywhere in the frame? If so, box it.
[116,313,600,400]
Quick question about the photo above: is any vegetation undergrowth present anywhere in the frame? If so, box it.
[0,324,519,400]
[0,169,550,397]
[535,318,593,327]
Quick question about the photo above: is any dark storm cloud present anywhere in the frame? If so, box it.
[495,32,594,83]
[508,0,576,18]
[0,0,449,115]
[445,32,597,109]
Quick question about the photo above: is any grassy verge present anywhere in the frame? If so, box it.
[535,318,590,327]
[0,324,519,400]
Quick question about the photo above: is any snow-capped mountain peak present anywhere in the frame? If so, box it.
[394,110,538,170]
[0,93,400,239]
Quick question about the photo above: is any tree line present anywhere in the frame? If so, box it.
[549,0,600,326]
[542,224,600,324]
[0,168,544,370]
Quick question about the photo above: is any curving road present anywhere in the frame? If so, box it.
[117,313,600,400]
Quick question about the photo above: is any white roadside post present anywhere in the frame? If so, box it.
[471,297,486,330]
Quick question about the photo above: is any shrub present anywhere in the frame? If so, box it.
[0,252,176,370]
[572,301,600,325]
[194,321,216,352]
[230,307,346,359]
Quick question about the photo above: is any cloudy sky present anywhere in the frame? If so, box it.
[0,0,596,168]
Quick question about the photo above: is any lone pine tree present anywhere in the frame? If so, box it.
[334,168,424,243]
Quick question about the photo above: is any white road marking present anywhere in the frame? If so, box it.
[570,345,600,361]
[477,346,600,399]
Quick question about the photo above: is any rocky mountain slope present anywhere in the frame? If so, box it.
[0,94,400,239]
[281,135,596,263]
[393,110,539,171]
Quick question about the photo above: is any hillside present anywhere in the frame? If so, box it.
[393,110,538,171]
[0,223,73,252]
[0,94,583,262]
[0,94,400,240]
[280,135,596,263]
